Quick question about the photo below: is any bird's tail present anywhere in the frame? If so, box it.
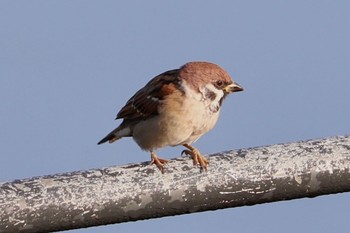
[97,133,121,145]
[97,126,130,145]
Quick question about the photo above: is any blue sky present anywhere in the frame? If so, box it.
[1,1,350,232]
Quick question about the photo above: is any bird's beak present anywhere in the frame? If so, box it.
[224,82,244,94]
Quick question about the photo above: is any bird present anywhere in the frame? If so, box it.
[98,61,243,173]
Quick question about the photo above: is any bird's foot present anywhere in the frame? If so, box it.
[182,144,209,171]
[150,152,168,173]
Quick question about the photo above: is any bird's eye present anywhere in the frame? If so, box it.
[215,80,224,88]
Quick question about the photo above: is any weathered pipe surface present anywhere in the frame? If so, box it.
[1,135,350,233]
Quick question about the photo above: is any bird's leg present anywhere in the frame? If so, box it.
[150,151,168,173]
[182,144,209,171]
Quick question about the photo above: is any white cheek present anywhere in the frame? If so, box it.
[181,80,203,101]
[203,83,224,99]
[201,83,224,112]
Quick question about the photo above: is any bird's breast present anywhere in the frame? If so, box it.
[161,88,220,144]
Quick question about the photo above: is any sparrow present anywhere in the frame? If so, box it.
[98,61,243,173]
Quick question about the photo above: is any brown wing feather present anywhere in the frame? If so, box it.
[116,69,181,120]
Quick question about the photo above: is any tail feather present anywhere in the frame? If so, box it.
[97,133,121,145]
[97,126,131,145]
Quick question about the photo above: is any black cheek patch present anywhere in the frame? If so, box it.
[205,90,217,101]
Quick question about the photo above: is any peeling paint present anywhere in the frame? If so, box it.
[294,175,302,184]
[309,169,321,192]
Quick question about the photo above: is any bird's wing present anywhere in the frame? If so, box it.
[116,69,181,120]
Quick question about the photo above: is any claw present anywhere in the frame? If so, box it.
[150,152,168,173]
[182,149,199,165]
[182,144,209,171]
[181,149,191,157]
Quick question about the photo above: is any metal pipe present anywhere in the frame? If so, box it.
[1,135,350,233]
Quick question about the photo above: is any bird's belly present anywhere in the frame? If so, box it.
[132,100,220,151]
[179,106,220,145]
[132,115,192,151]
